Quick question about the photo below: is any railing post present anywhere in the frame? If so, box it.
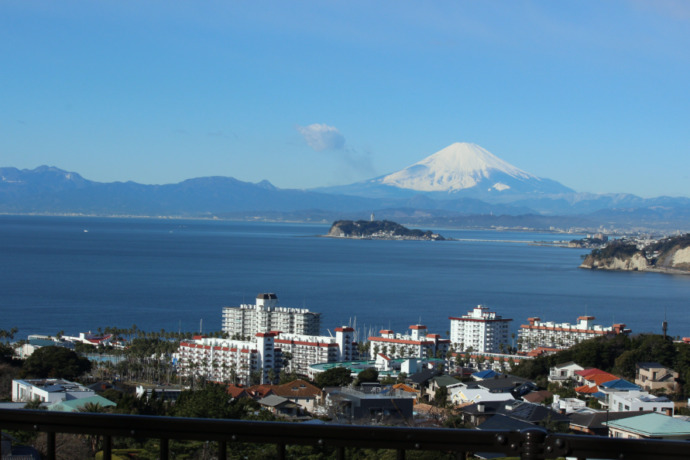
[159,438,169,460]
[103,435,112,460]
[520,428,547,460]
[218,440,227,460]
[46,431,56,460]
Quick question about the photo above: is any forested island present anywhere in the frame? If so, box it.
[580,233,690,274]
[326,220,445,241]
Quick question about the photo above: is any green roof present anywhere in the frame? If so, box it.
[47,395,116,413]
[605,413,690,436]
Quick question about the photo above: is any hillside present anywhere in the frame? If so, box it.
[326,220,445,241]
[580,234,690,273]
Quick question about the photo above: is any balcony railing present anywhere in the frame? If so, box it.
[1,408,689,460]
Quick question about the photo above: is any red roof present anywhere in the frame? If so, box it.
[575,385,599,394]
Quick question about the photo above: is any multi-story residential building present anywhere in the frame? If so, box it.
[275,327,357,374]
[368,325,450,359]
[178,333,282,385]
[179,327,357,384]
[518,316,628,353]
[221,293,321,337]
[449,305,512,353]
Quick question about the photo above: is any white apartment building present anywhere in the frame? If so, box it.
[368,325,450,360]
[12,379,94,404]
[275,327,357,374]
[178,333,282,385]
[221,293,321,337]
[449,305,512,353]
[518,316,628,353]
[179,327,358,384]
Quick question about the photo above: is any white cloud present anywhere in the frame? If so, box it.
[297,123,345,151]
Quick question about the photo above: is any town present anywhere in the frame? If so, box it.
[3,293,690,457]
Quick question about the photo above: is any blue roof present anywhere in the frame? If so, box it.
[600,379,640,390]
[592,391,607,400]
[473,369,500,379]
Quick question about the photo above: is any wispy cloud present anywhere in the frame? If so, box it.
[297,123,345,151]
[296,123,375,179]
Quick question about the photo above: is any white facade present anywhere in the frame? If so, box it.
[449,305,512,353]
[548,362,585,385]
[222,293,321,337]
[178,333,283,385]
[608,391,674,415]
[518,316,628,353]
[368,325,450,360]
[275,327,357,374]
[12,379,94,404]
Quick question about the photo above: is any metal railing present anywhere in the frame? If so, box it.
[1,408,689,460]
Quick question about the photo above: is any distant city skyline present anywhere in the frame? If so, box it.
[2,1,689,198]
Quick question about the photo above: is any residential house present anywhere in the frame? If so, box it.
[272,379,322,413]
[635,362,679,393]
[548,362,584,386]
[257,395,301,418]
[608,391,674,415]
[47,395,116,413]
[12,379,94,404]
[605,412,690,440]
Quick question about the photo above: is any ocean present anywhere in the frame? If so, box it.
[2,215,689,341]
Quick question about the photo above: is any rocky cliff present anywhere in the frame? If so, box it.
[580,234,690,273]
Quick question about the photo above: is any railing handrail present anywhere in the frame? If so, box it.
[1,408,689,459]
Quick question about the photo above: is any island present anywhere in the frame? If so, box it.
[580,234,690,274]
[326,220,446,241]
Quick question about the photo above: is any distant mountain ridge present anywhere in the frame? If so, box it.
[2,140,690,233]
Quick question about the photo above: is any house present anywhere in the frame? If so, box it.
[12,379,94,404]
[47,395,116,413]
[449,386,514,406]
[323,386,415,424]
[496,400,570,429]
[551,395,586,414]
[568,409,653,436]
[635,362,679,393]
[472,369,500,381]
[272,379,322,413]
[257,395,301,418]
[608,391,674,415]
[226,385,250,400]
[548,362,584,386]
[604,412,690,440]
[426,375,461,401]
[472,374,536,398]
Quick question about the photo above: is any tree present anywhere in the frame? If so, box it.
[315,367,353,388]
[21,346,91,380]
[355,368,379,386]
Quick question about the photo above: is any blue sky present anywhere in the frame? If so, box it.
[2,1,689,198]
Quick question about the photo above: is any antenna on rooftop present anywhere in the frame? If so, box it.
[663,308,668,339]
[200,318,203,334]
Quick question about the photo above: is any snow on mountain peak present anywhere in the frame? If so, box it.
[380,142,535,192]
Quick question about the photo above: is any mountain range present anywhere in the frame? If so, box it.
[2,143,689,232]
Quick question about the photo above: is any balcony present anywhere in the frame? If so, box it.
[1,409,689,460]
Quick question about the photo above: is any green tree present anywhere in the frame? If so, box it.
[314,367,353,388]
[355,368,379,385]
[21,346,91,380]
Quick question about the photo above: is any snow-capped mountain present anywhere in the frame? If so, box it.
[380,142,537,192]
[319,142,573,200]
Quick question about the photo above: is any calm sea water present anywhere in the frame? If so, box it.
[2,215,689,340]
